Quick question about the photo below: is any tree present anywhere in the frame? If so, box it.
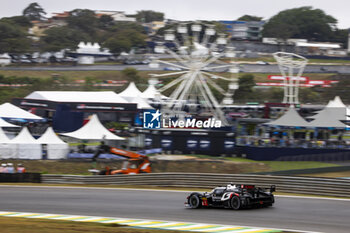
[41,26,90,51]
[102,23,147,54]
[237,15,262,21]
[99,15,114,28]
[121,68,141,83]
[104,37,132,54]
[0,21,30,53]
[136,10,164,23]
[234,74,256,102]
[322,77,350,103]
[67,9,98,35]
[263,6,338,42]
[1,16,32,28]
[22,2,46,21]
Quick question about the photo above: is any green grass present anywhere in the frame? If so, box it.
[261,161,339,172]
[0,217,189,233]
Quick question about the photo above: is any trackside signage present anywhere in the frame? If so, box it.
[143,110,221,129]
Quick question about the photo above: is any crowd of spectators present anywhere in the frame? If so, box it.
[0,163,26,173]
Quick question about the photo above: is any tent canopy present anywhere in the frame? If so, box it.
[308,108,349,129]
[0,103,43,121]
[140,84,168,99]
[8,127,40,144]
[309,96,348,121]
[128,96,153,109]
[25,91,128,104]
[37,127,67,144]
[118,82,153,109]
[263,106,310,128]
[61,114,124,140]
[119,82,142,97]
[0,117,19,128]
[0,127,10,142]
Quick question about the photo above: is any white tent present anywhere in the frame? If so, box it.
[140,84,168,100]
[61,114,124,140]
[37,127,69,159]
[0,103,43,121]
[309,96,349,121]
[129,96,153,109]
[8,127,42,159]
[323,96,347,108]
[308,108,349,129]
[119,82,142,98]
[0,128,15,159]
[263,106,310,128]
[25,91,128,104]
[0,127,10,143]
[0,117,19,128]
[119,82,153,109]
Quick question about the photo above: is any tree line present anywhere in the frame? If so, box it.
[0,3,348,54]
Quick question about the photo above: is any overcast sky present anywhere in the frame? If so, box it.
[1,0,350,28]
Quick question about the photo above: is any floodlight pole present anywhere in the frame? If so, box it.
[273,52,308,105]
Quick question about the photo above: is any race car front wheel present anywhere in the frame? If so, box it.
[189,195,202,209]
[230,196,241,210]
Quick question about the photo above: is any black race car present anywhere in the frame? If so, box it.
[185,183,275,210]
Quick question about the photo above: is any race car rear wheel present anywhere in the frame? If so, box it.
[188,195,202,209]
[230,196,241,210]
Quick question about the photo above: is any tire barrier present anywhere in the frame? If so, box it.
[42,173,350,198]
[0,173,41,183]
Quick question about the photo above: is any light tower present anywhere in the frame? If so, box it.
[273,52,308,104]
[149,22,239,125]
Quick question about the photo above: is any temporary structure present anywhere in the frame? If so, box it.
[263,106,310,128]
[308,108,349,129]
[140,84,168,100]
[309,96,349,121]
[119,82,142,98]
[0,103,43,121]
[0,128,15,159]
[37,127,69,159]
[119,82,153,109]
[25,91,128,104]
[0,117,19,128]
[8,127,42,159]
[61,114,124,140]
[128,96,153,109]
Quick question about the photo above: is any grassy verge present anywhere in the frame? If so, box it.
[261,161,339,172]
[0,217,188,233]
[301,171,350,178]
[0,157,339,175]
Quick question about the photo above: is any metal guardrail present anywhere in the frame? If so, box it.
[42,173,350,198]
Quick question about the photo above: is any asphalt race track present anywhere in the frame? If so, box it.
[0,186,349,233]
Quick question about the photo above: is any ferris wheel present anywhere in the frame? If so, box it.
[149,22,239,125]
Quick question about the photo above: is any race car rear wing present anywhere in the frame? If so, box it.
[270,185,276,193]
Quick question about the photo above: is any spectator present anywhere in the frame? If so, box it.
[0,163,7,173]
[7,163,15,173]
[16,164,26,173]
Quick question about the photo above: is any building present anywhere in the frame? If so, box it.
[143,21,165,35]
[28,20,67,40]
[0,53,11,66]
[12,91,138,132]
[220,20,264,41]
[68,42,113,64]
[94,10,136,22]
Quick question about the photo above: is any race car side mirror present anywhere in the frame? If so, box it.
[270,185,276,193]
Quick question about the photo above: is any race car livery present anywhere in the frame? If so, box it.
[185,183,275,210]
